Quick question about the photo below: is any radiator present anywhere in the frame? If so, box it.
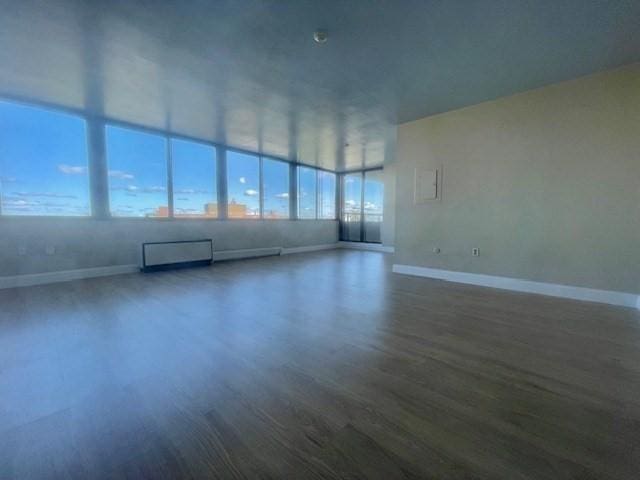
[142,239,213,272]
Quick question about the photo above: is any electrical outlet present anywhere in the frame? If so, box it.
[472,247,480,257]
[18,246,27,256]
[45,245,56,255]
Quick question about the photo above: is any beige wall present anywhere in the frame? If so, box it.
[0,218,338,276]
[395,64,640,294]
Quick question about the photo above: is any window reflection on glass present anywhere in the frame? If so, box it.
[0,101,90,216]
[107,126,168,217]
[262,158,289,219]
[318,171,336,219]
[172,139,217,218]
[227,151,260,218]
[297,166,317,219]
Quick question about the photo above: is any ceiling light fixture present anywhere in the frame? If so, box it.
[313,29,328,44]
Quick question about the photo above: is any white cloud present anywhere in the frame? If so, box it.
[239,177,246,184]
[174,188,209,195]
[13,191,77,199]
[58,164,87,175]
[244,189,258,196]
[275,192,289,199]
[108,170,135,180]
[3,198,38,207]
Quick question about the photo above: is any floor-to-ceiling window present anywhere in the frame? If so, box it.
[340,169,384,243]
[0,98,344,222]
[363,170,384,243]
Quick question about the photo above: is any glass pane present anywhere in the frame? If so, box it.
[0,101,90,216]
[227,151,260,218]
[172,139,217,218]
[262,158,289,219]
[364,170,384,243]
[297,166,317,219]
[318,171,336,219]
[106,126,168,217]
[341,173,362,241]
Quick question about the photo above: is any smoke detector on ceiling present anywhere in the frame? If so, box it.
[313,29,328,44]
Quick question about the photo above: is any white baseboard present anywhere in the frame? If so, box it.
[392,264,640,309]
[212,247,281,261]
[0,264,139,290]
[338,241,395,253]
[280,244,339,255]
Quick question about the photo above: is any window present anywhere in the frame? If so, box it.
[339,170,384,243]
[363,170,384,242]
[0,101,90,216]
[226,151,260,218]
[171,139,217,218]
[262,158,289,219]
[340,172,363,241]
[106,126,168,217]
[297,166,317,219]
[318,171,336,219]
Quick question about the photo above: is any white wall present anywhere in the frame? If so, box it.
[0,218,338,276]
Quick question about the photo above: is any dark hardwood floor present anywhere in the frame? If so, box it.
[1,250,640,479]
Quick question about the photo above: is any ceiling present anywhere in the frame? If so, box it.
[0,0,638,171]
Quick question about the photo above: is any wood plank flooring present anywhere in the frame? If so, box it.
[1,250,639,479]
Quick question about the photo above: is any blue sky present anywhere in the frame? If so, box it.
[262,157,289,218]
[0,101,90,216]
[172,138,217,216]
[107,125,168,217]
[226,151,260,217]
[298,166,317,218]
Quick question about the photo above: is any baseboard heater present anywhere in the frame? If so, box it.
[142,239,213,272]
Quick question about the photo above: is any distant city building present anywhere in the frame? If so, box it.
[149,201,269,218]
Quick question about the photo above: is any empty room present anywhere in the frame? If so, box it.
[1,1,639,479]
